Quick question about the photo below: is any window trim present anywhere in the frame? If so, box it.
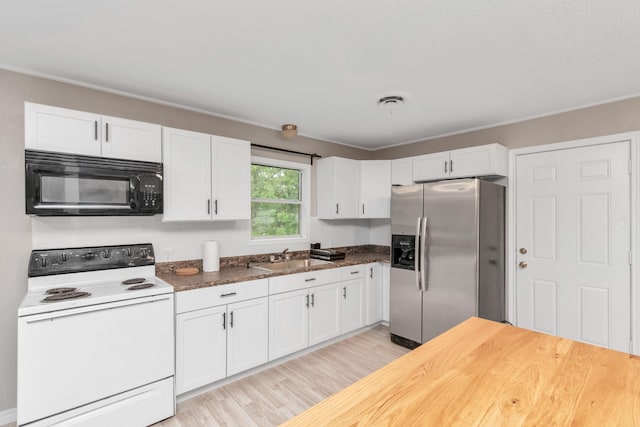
[249,156,310,245]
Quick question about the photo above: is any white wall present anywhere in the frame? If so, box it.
[32,216,374,261]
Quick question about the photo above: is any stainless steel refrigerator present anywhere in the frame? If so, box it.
[390,178,505,349]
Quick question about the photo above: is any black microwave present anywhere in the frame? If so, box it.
[25,150,163,216]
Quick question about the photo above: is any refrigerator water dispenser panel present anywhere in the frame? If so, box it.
[392,235,416,270]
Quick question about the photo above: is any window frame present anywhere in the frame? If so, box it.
[248,156,310,245]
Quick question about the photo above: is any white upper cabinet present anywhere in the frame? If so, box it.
[25,103,101,156]
[162,127,251,222]
[317,157,359,219]
[25,103,162,162]
[359,160,391,218]
[412,143,508,182]
[391,158,413,186]
[318,157,391,219]
[101,115,162,162]
[211,136,251,220]
[162,127,212,222]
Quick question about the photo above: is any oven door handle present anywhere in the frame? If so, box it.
[23,294,172,324]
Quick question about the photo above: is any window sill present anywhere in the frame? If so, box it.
[248,236,310,247]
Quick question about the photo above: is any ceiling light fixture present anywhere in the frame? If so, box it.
[378,95,405,142]
[281,124,298,139]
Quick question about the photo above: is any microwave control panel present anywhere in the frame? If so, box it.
[139,174,163,212]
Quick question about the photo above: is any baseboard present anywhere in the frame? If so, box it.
[0,407,16,425]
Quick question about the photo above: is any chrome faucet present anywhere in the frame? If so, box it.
[271,248,290,263]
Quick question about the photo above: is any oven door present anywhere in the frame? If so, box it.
[17,294,174,426]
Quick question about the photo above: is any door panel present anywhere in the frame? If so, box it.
[308,283,341,346]
[227,297,268,376]
[389,267,421,343]
[516,142,630,352]
[102,116,161,163]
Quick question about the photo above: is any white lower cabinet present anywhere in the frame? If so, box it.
[226,298,269,376]
[340,265,366,334]
[268,289,309,361]
[366,263,383,325]
[308,282,342,346]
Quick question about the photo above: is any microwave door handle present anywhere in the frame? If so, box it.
[129,177,139,211]
[415,217,421,291]
[421,217,428,292]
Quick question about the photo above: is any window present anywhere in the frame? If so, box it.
[251,156,309,242]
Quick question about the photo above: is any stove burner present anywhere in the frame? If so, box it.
[45,287,78,295]
[41,291,91,302]
[127,283,154,290]
[122,278,146,285]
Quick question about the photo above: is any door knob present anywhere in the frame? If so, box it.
[519,248,528,254]
[518,261,528,269]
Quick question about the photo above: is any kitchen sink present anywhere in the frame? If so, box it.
[253,258,333,271]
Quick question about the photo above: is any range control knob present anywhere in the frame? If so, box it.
[57,253,68,263]
[123,248,133,257]
[41,257,51,268]
[140,248,149,258]
[100,249,112,259]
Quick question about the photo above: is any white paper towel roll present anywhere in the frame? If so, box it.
[203,240,220,272]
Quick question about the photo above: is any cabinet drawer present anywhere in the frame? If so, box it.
[340,265,366,281]
[269,268,341,295]
[176,279,268,314]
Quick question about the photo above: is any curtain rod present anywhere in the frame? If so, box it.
[251,143,322,165]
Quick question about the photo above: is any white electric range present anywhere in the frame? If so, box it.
[18,243,175,426]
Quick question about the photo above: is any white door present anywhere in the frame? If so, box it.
[25,102,101,156]
[334,158,359,218]
[449,143,507,178]
[341,278,365,333]
[366,263,383,325]
[175,305,226,394]
[162,127,212,221]
[308,282,342,346]
[359,160,391,218]
[515,142,631,352]
[102,116,162,162]
[212,136,251,220]
[268,289,309,361]
[227,297,269,376]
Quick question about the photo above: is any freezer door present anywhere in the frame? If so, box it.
[390,267,422,343]
[421,179,479,342]
[391,185,423,236]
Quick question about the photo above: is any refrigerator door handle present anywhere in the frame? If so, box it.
[421,216,429,291]
[415,217,422,291]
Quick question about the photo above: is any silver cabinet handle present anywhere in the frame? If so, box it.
[311,293,315,307]
[351,271,359,275]
[450,160,453,173]
[444,160,448,173]
[105,122,109,142]
[207,199,211,214]
[220,292,237,297]
[94,120,98,140]
[336,203,339,215]
[305,294,309,308]
[343,286,347,298]
[421,217,429,291]
[362,204,365,215]
[215,199,218,215]
[415,217,422,291]
[230,311,234,328]
[304,277,316,282]
[370,267,373,278]
[222,312,226,329]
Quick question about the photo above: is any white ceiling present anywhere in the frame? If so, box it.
[2,1,640,150]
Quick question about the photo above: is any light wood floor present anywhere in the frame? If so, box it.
[156,325,409,427]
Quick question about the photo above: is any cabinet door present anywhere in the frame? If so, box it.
[359,160,391,218]
[227,297,269,376]
[308,282,342,345]
[317,157,359,219]
[412,151,450,182]
[25,102,101,156]
[175,306,226,394]
[341,278,365,334]
[211,136,251,220]
[268,289,309,361]
[162,127,212,221]
[448,143,508,178]
[391,158,413,186]
[381,263,390,322]
[102,116,162,162]
[366,263,383,325]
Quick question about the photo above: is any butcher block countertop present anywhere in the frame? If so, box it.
[282,317,640,427]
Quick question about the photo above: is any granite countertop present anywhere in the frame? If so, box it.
[158,251,389,292]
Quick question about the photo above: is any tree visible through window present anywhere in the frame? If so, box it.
[251,163,302,238]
